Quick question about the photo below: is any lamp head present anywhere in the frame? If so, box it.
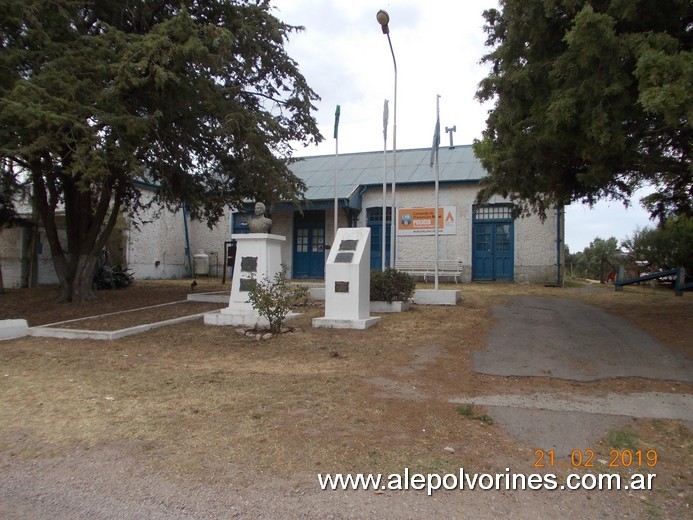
[376,10,390,34]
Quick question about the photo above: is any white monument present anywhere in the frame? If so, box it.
[204,233,286,327]
[205,203,295,327]
[313,227,380,330]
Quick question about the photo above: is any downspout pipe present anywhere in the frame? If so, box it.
[556,206,564,286]
[182,204,193,278]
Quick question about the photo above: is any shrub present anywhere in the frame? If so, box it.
[606,429,639,450]
[246,265,306,334]
[456,405,494,425]
[93,250,134,290]
[370,268,415,303]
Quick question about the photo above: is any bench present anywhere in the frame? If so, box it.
[394,260,465,283]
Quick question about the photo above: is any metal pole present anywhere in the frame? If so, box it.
[387,33,398,269]
[382,99,388,271]
[334,137,339,239]
[333,105,341,240]
[376,11,397,269]
[434,95,440,290]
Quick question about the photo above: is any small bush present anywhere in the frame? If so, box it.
[370,268,416,303]
[93,250,134,290]
[456,405,494,425]
[246,265,305,334]
[606,429,639,450]
[456,405,474,417]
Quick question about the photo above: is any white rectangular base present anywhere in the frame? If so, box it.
[370,301,410,313]
[204,310,300,328]
[309,287,325,301]
[413,289,461,305]
[312,316,380,330]
[187,292,229,303]
[0,319,28,340]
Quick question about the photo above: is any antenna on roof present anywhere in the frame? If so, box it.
[445,125,456,148]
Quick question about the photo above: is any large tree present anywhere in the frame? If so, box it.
[0,0,322,302]
[567,236,621,281]
[622,216,693,273]
[474,0,692,220]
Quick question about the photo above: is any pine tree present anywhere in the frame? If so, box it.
[0,1,322,302]
[474,0,692,220]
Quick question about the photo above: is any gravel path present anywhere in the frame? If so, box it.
[0,443,647,519]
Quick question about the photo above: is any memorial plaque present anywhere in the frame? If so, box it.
[239,278,257,292]
[339,239,358,251]
[335,281,349,293]
[335,252,353,263]
[241,256,257,273]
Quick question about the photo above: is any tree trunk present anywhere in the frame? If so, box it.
[57,253,98,303]
[31,161,126,304]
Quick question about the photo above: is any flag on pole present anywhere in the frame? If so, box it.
[383,99,389,141]
[430,113,440,167]
[333,105,341,139]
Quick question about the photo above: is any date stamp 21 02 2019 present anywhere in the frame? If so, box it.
[534,449,658,469]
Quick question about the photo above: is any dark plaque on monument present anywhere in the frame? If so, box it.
[240,256,257,273]
[334,252,353,263]
[339,239,358,251]
[239,278,257,292]
[335,281,350,293]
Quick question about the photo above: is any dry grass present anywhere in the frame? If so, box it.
[0,278,230,327]
[1,279,691,510]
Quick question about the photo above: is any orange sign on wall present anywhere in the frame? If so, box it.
[397,206,456,236]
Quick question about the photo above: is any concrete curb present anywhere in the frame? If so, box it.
[28,312,210,341]
[0,319,29,341]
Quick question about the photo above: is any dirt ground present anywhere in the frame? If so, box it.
[0,279,691,519]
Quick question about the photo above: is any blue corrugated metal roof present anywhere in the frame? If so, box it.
[288,145,485,201]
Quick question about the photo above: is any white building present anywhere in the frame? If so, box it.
[254,145,564,284]
[0,145,565,288]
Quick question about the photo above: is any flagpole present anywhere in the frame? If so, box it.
[382,99,389,272]
[333,105,340,240]
[434,95,441,290]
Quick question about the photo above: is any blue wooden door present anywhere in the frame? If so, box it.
[493,223,513,280]
[293,211,325,278]
[473,223,494,280]
[367,207,391,270]
[473,222,514,281]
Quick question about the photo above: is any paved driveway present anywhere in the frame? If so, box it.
[472,296,692,382]
[451,295,693,456]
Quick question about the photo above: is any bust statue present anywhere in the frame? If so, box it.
[248,202,272,233]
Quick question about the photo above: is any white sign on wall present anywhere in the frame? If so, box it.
[397,206,457,236]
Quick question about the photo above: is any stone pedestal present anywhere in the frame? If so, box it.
[204,233,289,327]
[313,228,380,330]
[413,289,461,306]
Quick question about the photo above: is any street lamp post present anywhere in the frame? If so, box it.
[377,9,397,269]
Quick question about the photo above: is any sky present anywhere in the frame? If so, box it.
[271,0,657,252]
